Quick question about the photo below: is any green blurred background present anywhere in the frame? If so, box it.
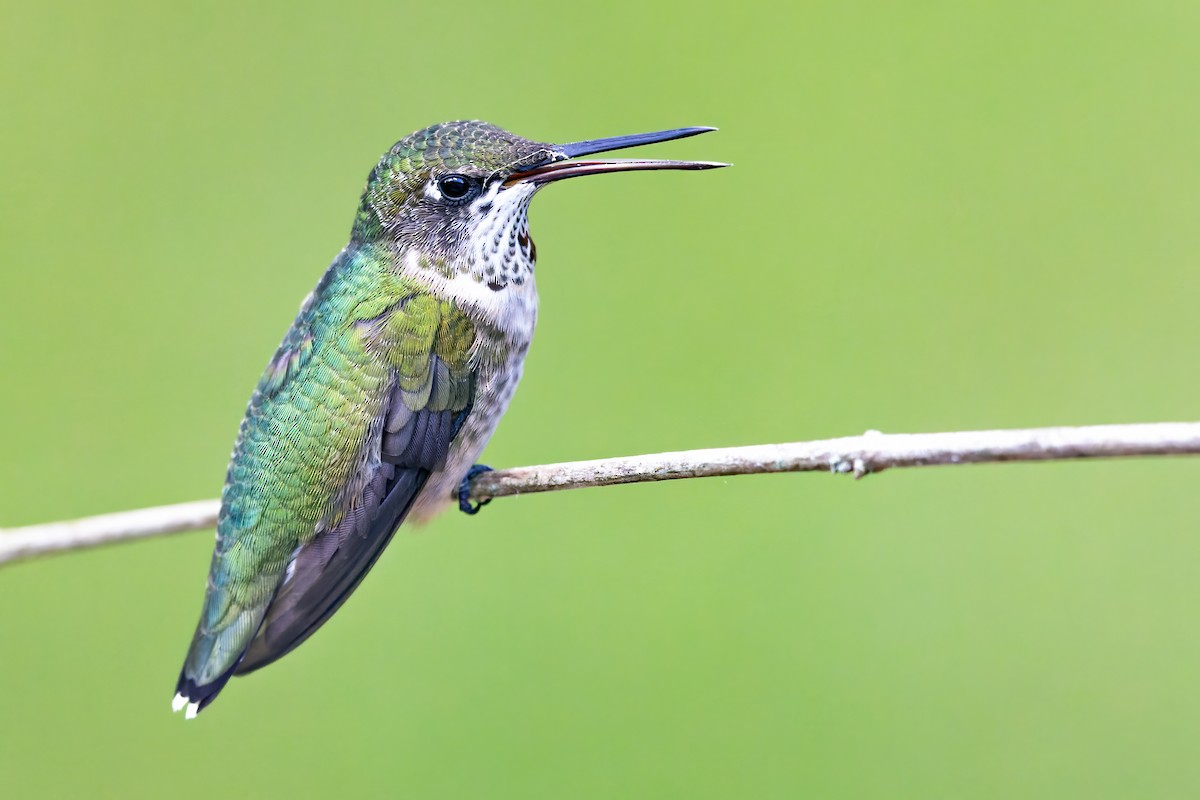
[4,1,1200,797]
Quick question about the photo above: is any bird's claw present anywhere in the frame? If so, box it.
[458,464,494,515]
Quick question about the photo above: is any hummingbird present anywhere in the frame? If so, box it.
[172,120,725,718]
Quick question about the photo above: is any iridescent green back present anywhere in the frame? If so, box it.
[178,242,476,705]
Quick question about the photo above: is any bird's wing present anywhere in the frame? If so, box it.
[236,291,478,674]
[175,266,476,713]
[235,355,474,675]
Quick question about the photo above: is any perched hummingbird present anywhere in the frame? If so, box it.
[172,121,724,718]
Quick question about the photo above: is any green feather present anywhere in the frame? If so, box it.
[180,244,475,686]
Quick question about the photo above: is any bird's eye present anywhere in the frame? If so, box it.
[436,174,476,202]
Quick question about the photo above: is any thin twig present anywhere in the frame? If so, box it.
[3,421,1200,567]
[0,499,221,567]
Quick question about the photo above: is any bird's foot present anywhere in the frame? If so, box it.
[458,464,494,515]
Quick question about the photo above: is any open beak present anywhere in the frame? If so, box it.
[505,126,727,186]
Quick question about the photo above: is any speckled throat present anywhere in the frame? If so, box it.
[462,182,537,290]
[382,176,542,354]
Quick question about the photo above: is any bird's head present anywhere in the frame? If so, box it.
[352,120,724,282]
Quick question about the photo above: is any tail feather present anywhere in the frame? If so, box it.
[173,605,266,719]
[173,659,242,719]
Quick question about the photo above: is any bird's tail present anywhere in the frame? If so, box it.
[172,604,266,719]
[173,662,239,720]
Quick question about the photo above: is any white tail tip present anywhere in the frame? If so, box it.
[172,692,201,719]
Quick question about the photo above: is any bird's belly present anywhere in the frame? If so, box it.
[408,351,528,522]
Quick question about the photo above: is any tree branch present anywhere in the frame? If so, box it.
[3,421,1199,567]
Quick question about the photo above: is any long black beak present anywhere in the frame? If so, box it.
[506,126,727,186]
